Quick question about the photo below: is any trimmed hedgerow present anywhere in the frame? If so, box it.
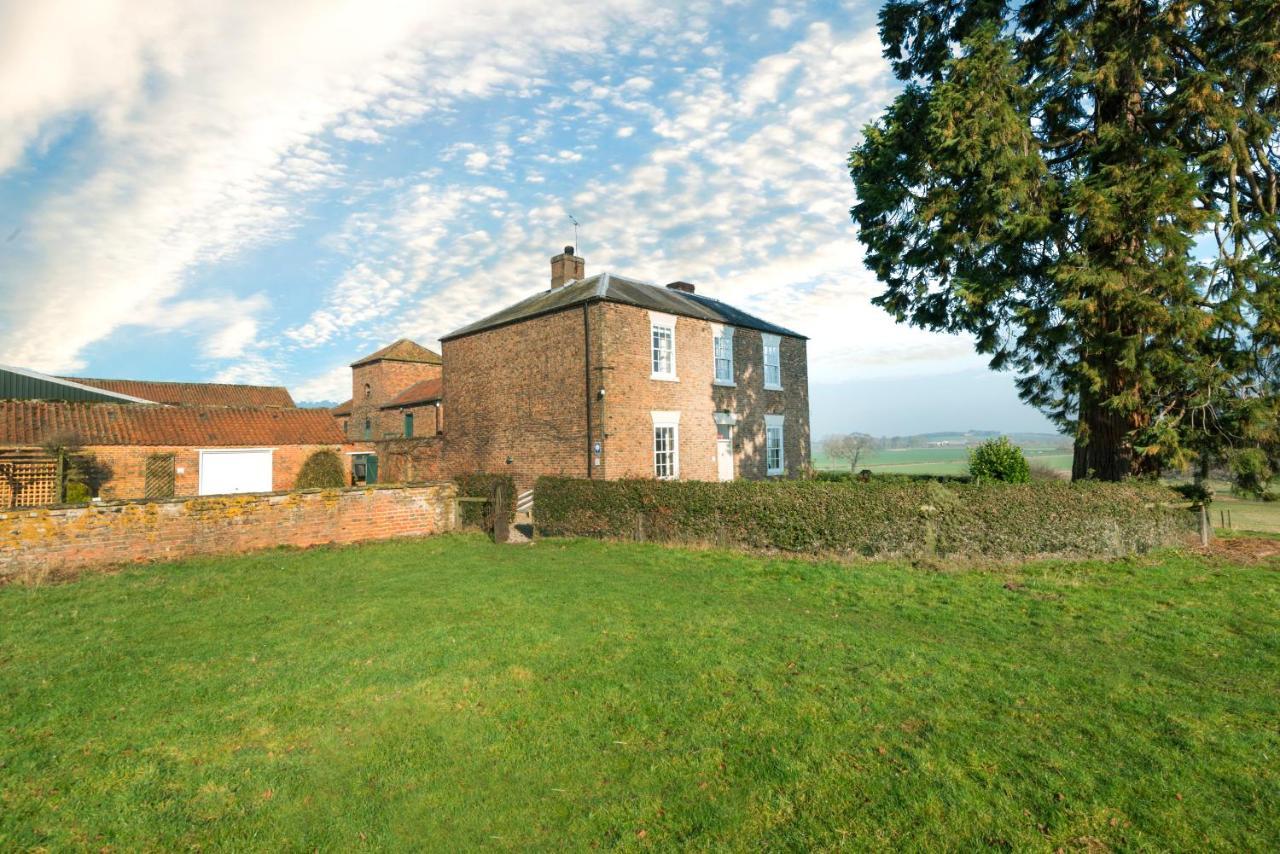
[814,470,973,485]
[454,472,516,529]
[533,477,1193,559]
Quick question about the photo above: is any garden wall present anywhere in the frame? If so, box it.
[0,482,457,581]
[534,477,1194,559]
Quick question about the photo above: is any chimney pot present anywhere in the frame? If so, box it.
[564,245,574,255]
[665,281,696,294]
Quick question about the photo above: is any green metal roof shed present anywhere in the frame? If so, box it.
[0,365,155,404]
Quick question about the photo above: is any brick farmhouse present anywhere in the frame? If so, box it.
[439,248,810,489]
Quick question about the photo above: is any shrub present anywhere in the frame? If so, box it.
[968,437,1031,484]
[533,477,1192,560]
[1230,448,1272,498]
[63,481,92,504]
[295,450,345,489]
[454,473,516,530]
[1172,482,1214,507]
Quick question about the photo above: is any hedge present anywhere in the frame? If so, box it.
[533,477,1194,559]
[453,472,516,530]
[814,470,972,485]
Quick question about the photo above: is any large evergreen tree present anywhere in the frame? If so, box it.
[850,0,1280,480]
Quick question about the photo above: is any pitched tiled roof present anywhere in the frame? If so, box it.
[441,273,806,341]
[331,399,353,416]
[0,401,345,447]
[351,339,443,368]
[379,378,443,410]
[61,377,296,408]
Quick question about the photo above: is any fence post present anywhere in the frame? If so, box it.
[1199,504,1211,547]
[493,481,509,544]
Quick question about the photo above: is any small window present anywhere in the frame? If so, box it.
[713,325,734,385]
[762,334,782,390]
[652,410,680,479]
[341,419,349,433]
[765,414,785,475]
[364,382,372,399]
[404,411,414,438]
[363,418,372,440]
[650,312,677,380]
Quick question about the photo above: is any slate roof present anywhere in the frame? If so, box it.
[351,339,443,368]
[379,378,443,410]
[441,273,806,341]
[62,377,295,408]
[0,401,345,447]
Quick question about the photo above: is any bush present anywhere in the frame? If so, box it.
[1172,482,1214,507]
[1230,448,1273,499]
[63,481,92,504]
[534,477,1192,560]
[454,473,516,530]
[295,450,346,489]
[968,437,1031,484]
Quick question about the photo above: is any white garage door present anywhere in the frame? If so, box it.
[198,449,274,496]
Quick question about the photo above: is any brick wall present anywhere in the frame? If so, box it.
[443,308,593,490]
[0,482,457,581]
[87,444,352,500]
[346,360,442,441]
[591,302,810,481]
[375,436,446,482]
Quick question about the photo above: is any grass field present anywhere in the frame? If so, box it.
[813,445,1074,476]
[2,535,1278,849]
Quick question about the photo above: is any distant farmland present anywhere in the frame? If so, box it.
[812,437,1073,476]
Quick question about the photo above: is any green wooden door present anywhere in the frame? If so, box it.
[366,454,378,484]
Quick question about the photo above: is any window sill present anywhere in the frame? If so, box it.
[766,470,784,477]
[712,380,736,387]
[651,374,679,382]
[764,384,783,392]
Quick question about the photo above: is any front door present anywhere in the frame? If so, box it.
[716,423,734,481]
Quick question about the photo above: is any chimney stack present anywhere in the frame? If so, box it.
[550,246,585,289]
[665,281,696,294]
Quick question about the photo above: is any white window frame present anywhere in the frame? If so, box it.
[651,410,681,479]
[649,311,678,381]
[711,324,735,386]
[762,333,782,390]
[765,414,785,476]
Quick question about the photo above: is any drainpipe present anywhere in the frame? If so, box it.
[583,304,593,478]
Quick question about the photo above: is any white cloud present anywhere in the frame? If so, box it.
[0,0,674,373]
[768,8,794,28]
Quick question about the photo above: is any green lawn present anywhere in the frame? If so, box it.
[2,536,1278,850]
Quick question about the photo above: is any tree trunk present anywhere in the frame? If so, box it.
[1072,396,1132,481]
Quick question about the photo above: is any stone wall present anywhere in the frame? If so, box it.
[0,482,456,581]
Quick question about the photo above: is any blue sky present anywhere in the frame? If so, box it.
[0,0,1057,435]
